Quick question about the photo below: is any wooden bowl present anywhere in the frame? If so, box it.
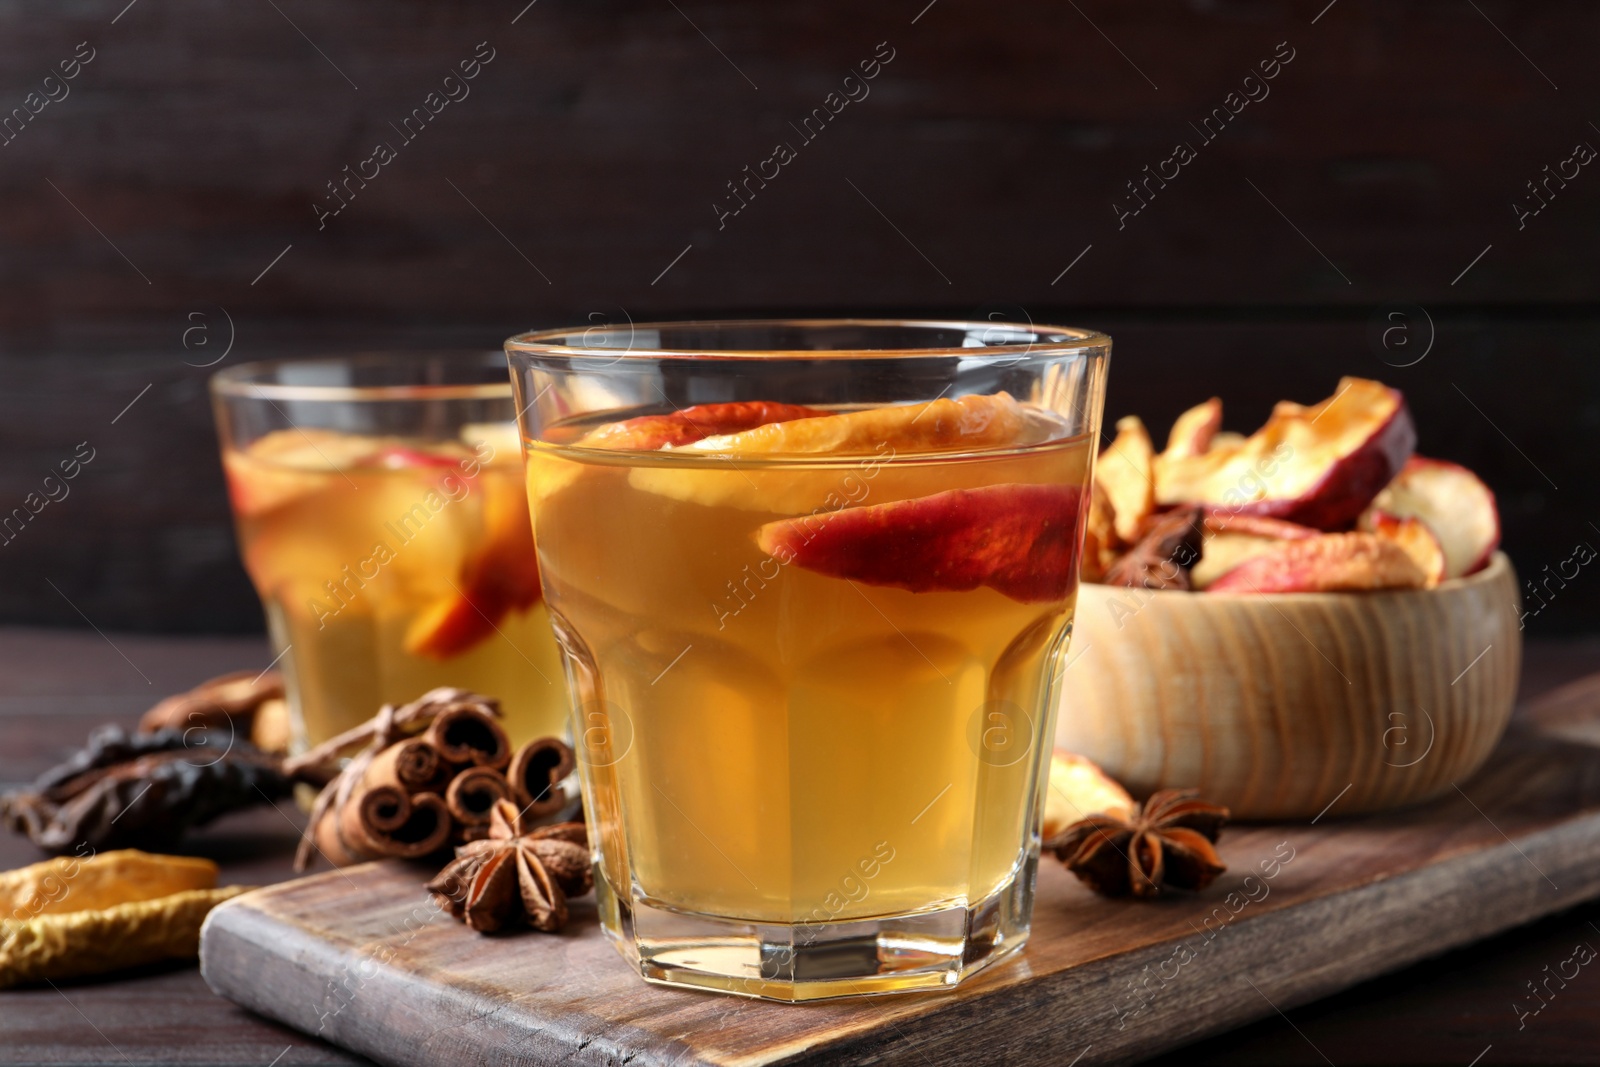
[1055,553,1521,819]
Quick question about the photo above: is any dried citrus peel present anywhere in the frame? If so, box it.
[0,850,249,989]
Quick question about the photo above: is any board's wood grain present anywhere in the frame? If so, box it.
[200,673,1600,1067]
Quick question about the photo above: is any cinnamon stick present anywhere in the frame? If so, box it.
[425,705,511,771]
[367,738,449,795]
[445,767,513,833]
[508,737,576,821]
[283,688,500,780]
[331,785,453,860]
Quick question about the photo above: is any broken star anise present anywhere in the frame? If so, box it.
[1103,505,1205,591]
[1046,788,1229,899]
[426,800,591,933]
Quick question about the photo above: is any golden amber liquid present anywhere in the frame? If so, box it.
[226,433,565,749]
[530,424,1091,924]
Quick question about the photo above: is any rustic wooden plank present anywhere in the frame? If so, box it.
[198,673,1600,1066]
[0,632,1597,1065]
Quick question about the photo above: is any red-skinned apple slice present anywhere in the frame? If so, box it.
[1190,515,1321,589]
[1206,532,1428,594]
[405,483,542,660]
[1097,416,1156,543]
[1153,377,1417,531]
[1199,510,1320,540]
[1362,456,1500,578]
[1362,511,1447,587]
[1163,398,1223,461]
[1080,480,1119,583]
[754,483,1083,603]
[579,401,828,451]
[371,445,472,469]
[531,401,829,504]
[629,393,1053,512]
[223,429,385,518]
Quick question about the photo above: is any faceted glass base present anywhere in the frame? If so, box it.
[595,855,1038,1002]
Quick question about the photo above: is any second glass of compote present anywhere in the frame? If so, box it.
[507,320,1109,1001]
[211,353,567,751]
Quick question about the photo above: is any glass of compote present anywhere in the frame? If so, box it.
[211,352,566,751]
[507,320,1109,1001]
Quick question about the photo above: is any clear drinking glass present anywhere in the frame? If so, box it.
[211,353,567,752]
[506,320,1109,1001]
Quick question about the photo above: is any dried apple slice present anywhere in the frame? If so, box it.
[460,421,522,461]
[223,428,381,518]
[1199,511,1321,540]
[680,393,1037,457]
[1163,398,1223,461]
[754,482,1082,603]
[1193,532,1287,590]
[531,401,828,502]
[1191,513,1321,590]
[1079,480,1120,583]
[1154,377,1416,531]
[405,479,541,660]
[1097,416,1156,543]
[1362,512,1447,587]
[1206,532,1428,594]
[1363,456,1500,578]
[1041,750,1135,842]
[631,393,1050,511]
[580,401,828,451]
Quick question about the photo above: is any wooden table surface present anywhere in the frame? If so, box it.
[2,628,1599,1066]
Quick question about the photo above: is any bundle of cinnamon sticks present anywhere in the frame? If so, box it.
[285,689,575,872]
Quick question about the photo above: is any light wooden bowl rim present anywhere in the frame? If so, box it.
[1084,550,1512,605]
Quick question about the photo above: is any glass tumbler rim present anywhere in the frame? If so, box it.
[505,317,1111,364]
[210,350,512,403]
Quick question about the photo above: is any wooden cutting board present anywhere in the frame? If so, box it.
[201,675,1600,1067]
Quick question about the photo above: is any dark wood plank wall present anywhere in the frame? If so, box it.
[1,0,1595,632]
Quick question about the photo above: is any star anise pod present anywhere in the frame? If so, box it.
[1046,788,1228,898]
[1103,506,1205,591]
[426,800,591,933]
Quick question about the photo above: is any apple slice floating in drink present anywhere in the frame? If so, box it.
[224,428,385,518]
[627,393,1054,511]
[405,473,542,660]
[529,401,830,504]
[676,393,1038,457]
[755,483,1083,603]
[581,401,829,451]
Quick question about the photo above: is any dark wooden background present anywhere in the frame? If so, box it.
[2,0,1596,633]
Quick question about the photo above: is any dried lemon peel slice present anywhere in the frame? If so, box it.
[0,885,248,989]
[675,392,1040,457]
[0,851,218,920]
